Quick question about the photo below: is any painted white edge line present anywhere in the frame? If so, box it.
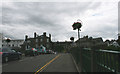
[70,53,81,73]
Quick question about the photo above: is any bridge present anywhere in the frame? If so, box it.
[2,47,120,74]
[70,47,120,73]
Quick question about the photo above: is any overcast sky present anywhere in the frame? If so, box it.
[1,1,119,41]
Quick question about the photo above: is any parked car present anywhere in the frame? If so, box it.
[0,47,22,63]
[46,50,55,54]
[37,45,46,54]
[46,50,50,54]
[25,48,38,56]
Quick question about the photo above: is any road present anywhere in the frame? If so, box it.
[2,53,78,74]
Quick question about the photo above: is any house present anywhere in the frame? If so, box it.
[2,39,24,48]
[112,41,119,47]
[21,32,52,50]
[105,39,119,47]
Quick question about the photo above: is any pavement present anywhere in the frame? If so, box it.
[2,53,78,73]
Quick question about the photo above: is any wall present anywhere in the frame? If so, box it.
[2,40,24,48]
[0,33,2,49]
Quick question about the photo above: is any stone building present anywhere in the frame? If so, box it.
[21,32,52,50]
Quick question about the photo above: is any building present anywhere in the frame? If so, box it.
[117,33,120,45]
[52,41,73,52]
[2,39,24,48]
[21,32,52,50]
[75,36,106,48]
[105,39,119,47]
[0,33,2,49]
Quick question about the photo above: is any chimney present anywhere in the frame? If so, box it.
[49,34,51,38]
[43,32,46,37]
[25,35,28,41]
[49,34,51,41]
[34,32,37,38]
[118,36,120,41]
[118,33,120,45]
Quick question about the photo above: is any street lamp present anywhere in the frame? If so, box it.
[72,20,82,72]
[72,19,82,39]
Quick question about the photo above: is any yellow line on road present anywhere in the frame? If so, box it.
[34,54,60,74]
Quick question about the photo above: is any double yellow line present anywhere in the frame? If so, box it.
[35,54,60,74]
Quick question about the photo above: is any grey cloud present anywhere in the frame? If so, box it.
[2,2,101,25]
[2,2,117,41]
[118,1,120,33]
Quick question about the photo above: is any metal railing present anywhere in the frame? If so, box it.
[70,47,120,73]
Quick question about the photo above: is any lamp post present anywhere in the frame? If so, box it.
[72,19,82,72]
[72,19,82,39]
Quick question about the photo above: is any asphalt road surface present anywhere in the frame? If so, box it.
[2,53,78,73]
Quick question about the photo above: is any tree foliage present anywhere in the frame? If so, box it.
[72,22,82,30]
[6,38,11,43]
[70,37,74,41]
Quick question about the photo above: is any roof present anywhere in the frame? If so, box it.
[52,41,72,44]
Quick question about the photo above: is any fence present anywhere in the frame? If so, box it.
[70,47,120,73]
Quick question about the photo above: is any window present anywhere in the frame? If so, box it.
[46,44,49,48]
[36,44,38,48]
[47,39,49,42]
[12,44,14,47]
[18,45,20,47]
[36,39,38,42]
[26,45,29,49]
[14,44,18,47]
[27,40,31,43]
[40,39,43,42]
